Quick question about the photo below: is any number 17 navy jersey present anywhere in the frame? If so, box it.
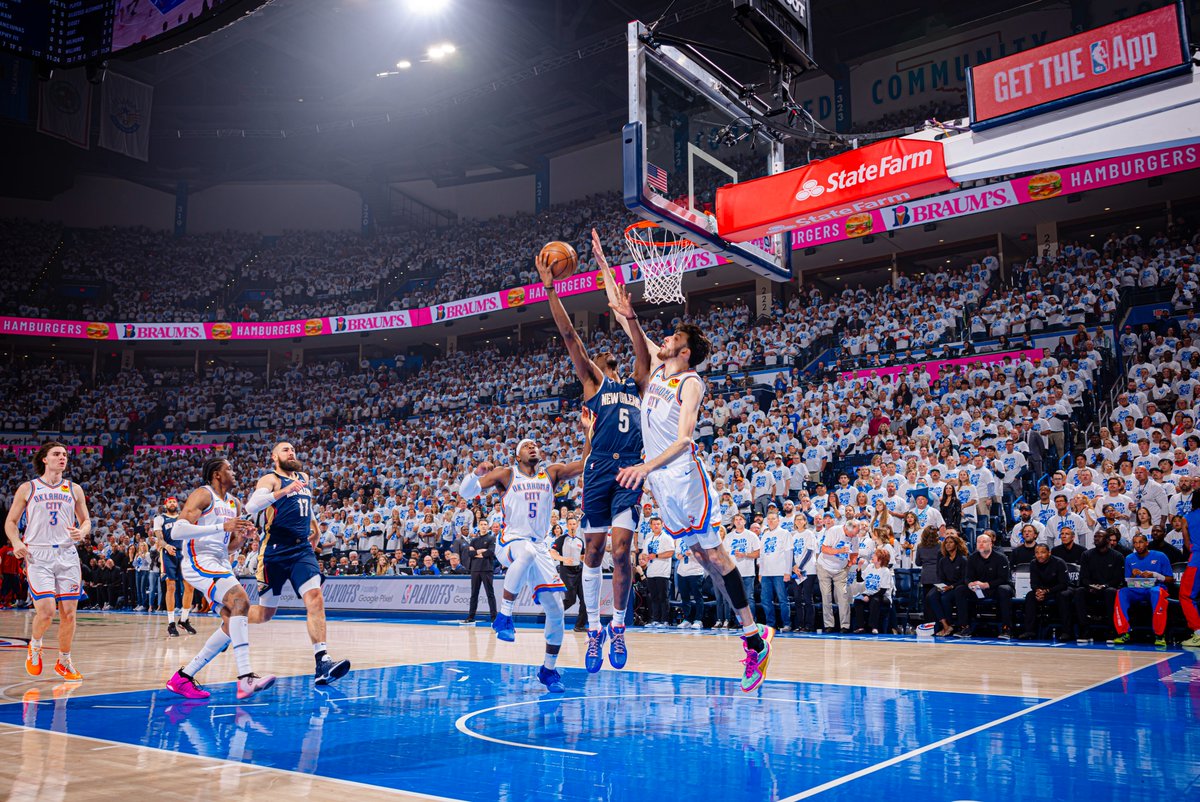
[583,376,643,456]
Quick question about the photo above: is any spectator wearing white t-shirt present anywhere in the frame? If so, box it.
[726,515,762,622]
[643,519,676,627]
[757,512,794,632]
[817,519,862,632]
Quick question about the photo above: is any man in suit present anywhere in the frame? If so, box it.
[465,521,498,623]
[1022,420,1047,497]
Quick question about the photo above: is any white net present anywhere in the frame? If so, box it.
[623,222,693,305]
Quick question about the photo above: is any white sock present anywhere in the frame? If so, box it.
[229,615,251,676]
[742,623,759,638]
[582,565,602,632]
[313,642,327,658]
[180,608,190,622]
[612,607,627,628]
[543,652,558,670]
[184,628,231,677]
[500,598,514,616]
[30,638,42,650]
[58,652,70,664]
[168,608,177,624]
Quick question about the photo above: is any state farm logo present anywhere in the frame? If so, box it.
[794,179,825,202]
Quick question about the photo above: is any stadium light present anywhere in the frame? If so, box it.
[427,42,456,60]
[396,60,412,69]
[407,0,450,13]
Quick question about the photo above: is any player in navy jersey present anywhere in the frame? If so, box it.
[154,496,197,638]
[537,234,646,673]
[246,442,350,686]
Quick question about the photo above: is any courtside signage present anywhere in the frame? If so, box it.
[715,138,958,242]
[969,4,1190,129]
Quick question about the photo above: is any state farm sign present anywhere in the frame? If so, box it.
[715,138,957,242]
[969,5,1189,128]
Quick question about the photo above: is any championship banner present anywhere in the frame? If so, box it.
[37,68,91,149]
[98,72,153,162]
[239,575,613,616]
[969,4,1190,129]
[839,348,1045,383]
[716,138,958,242]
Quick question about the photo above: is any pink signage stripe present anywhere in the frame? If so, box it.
[131,444,232,452]
[839,347,1045,383]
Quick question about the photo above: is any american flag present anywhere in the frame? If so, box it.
[646,162,669,193]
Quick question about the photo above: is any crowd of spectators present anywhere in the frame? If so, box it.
[0,217,1196,645]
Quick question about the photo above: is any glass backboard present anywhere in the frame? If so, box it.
[624,20,790,281]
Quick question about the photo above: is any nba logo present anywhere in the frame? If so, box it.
[1090,42,1109,74]
[334,317,347,333]
[892,205,910,226]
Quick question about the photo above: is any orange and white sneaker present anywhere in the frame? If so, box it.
[25,645,43,677]
[54,657,82,682]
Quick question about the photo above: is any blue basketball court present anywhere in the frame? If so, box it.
[3,647,1196,801]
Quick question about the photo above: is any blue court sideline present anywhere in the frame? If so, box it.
[2,653,1197,801]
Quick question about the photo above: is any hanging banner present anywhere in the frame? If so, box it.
[98,72,153,161]
[37,68,91,149]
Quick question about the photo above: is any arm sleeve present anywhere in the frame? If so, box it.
[170,519,224,541]
[459,471,483,499]
[244,487,275,515]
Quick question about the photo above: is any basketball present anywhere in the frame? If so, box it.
[540,241,578,281]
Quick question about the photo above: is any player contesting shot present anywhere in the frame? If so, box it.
[611,288,775,692]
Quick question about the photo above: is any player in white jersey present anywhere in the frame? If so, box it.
[613,309,775,692]
[460,438,585,693]
[4,442,91,681]
[164,458,276,701]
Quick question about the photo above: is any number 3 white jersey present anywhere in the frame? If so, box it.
[22,478,77,547]
[641,366,703,470]
[500,466,554,546]
[185,486,240,571]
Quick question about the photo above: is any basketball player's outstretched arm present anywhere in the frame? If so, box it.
[3,482,32,559]
[609,280,653,392]
[536,251,603,396]
[172,488,254,540]
[616,379,704,490]
[460,463,512,499]
[548,436,592,486]
[592,228,660,361]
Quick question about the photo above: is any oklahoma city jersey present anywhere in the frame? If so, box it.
[22,478,76,547]
[641,366,702,468]
[187,486,239,570]
[501,466,554,546]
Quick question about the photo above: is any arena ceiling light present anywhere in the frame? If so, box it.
[427,42,456,60]
[406,0,450,14]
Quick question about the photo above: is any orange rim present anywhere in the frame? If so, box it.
[623,221,695,250]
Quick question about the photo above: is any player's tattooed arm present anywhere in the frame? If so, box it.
[538,249,603,394]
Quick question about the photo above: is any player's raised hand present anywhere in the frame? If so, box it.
[475,461,494,477]
[608,281,637,320]
[591,228,610,271]
[535,252,556,288]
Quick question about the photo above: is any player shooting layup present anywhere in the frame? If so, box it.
[536,237,642,673]
[4,442,90,682]
[460,438,586,693]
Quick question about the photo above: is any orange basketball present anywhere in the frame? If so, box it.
[540,241,578,281]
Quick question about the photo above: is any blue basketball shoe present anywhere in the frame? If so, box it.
[537,665,565,693]
[584,627,607,673]
[607,624,628,669]
[492,613,516,642]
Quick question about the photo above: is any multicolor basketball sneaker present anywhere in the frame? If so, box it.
[740,625,774,693]
[166,669,211,700]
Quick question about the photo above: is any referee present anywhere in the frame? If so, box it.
[552,516,589,632]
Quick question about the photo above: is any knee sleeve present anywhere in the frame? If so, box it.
[541,592,565,646]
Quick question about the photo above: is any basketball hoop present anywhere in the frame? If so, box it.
[623,221,693,305]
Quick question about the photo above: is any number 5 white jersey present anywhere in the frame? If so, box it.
[500,466,554,546]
